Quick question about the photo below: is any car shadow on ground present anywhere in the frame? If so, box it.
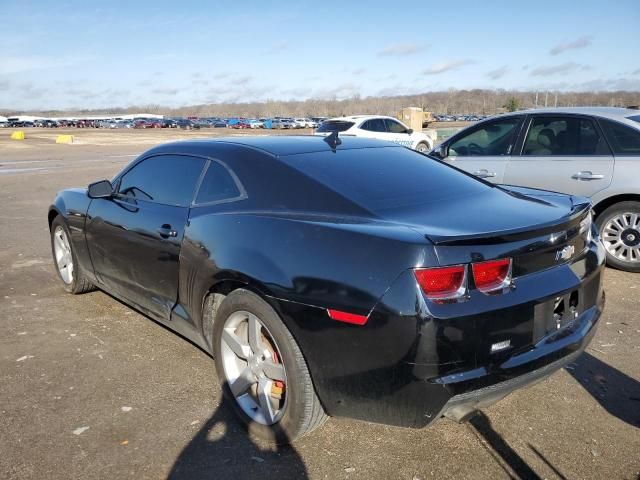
[468,411,547,480]
[167,398,308,479]
[567,352,640,428]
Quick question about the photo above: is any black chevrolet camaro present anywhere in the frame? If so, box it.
[48,136,605,443]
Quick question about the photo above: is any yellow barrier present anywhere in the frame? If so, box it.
[56,135,74,144]
[11,131,25,140]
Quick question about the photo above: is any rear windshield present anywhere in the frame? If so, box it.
[280,147,489,212]
[316,121,355,133]
[627,114,640,124]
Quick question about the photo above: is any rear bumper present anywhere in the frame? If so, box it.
[270,240,605,428]
[438,296,602,422]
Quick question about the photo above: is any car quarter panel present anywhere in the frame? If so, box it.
[590,156,640,206]
[177,209,435,348]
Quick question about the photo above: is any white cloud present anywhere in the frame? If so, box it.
[486,66,508,80]
[423,59,474,75]
[266,41,289,54]
[0,54,92,75]
[531,62,590,76]
[550,35,593,55]
[312,83,360,100]
[378,43,428,57]
[151,88,179,95]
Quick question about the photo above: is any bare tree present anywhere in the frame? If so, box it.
[6,89,639,119]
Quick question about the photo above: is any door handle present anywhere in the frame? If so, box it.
[572,171,604,181]
[473,169,496,178]
[157,224,177,238]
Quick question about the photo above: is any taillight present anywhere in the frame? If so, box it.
[471,258,512,294]
[414,265,467,302]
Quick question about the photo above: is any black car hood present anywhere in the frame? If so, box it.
[376,185,590,245]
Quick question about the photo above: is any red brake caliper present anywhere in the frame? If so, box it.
[271,350,285,398]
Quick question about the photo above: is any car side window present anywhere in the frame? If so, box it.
[385,119,408,134]
[599,119,640,155]
[523,117,609,156]
[361,119,386,132]
[118,155,206,206]
[449,118,520,156]
[195,160,244,204]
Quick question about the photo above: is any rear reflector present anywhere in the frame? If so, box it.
[327,309,369,325]
[414,265,467,301]
[472,258,512,294]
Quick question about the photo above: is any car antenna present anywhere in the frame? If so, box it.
[323,130,342,150]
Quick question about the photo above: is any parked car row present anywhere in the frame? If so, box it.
[2,116,329,130]
[434,114,489,122]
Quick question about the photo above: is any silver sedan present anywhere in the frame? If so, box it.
[431,107,640,272]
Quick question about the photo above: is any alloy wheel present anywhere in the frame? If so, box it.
[602,212,640,264]
[53,226,74,284]
[220,311,288,425]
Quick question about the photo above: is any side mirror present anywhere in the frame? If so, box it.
[406,128,414,134]
[88,180,114,199]
[432,143,448,159]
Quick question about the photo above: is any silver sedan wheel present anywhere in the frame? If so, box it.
[220,311,287,425]
[602,212,640,264]
[416,143,428,153]
[53,226,74,284]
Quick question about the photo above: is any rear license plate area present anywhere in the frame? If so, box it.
[533,290,580,340]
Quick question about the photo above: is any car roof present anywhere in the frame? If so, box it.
[146,135,401,157]
[499,107,640,126]
[325,115,398,123]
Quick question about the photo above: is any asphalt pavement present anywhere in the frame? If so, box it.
[1,135,639,480]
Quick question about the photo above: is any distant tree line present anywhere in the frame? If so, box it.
[4,89,639,118]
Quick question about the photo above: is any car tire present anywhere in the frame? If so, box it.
[50,216,95,294]
[415,142,430,153]
[210,289,327,444]
[596,201,640,273]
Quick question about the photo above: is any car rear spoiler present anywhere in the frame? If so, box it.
[425,197,591,246]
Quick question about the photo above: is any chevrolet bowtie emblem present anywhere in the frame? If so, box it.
[556,245,575,261]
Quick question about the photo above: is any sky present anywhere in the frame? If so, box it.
[1,0,639,111]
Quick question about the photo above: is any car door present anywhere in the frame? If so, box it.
[383,118,414,148]
[85,154,206,320]
[504,115,614,197]
[441,116,524,183]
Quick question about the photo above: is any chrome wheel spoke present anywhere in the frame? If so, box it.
[54,234,65,252]
[257,379,276,424]
[262,360,285,381]
[222,329,251,359]
[61,232,71,250]
[229,367,255,396]
[248,314,265,352]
